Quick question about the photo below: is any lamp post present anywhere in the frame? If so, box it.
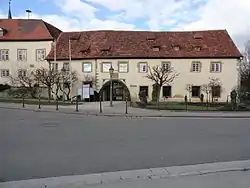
[61,67,66,102]
[109,65,114,107]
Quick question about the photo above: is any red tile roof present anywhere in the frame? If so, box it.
[47,30,242,60]
[0,19,61,41]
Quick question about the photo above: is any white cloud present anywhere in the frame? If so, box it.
[85,0,250,50]
[1,0,250,50]
[179,0,250,51]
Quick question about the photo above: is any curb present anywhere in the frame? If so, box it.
[1,106,250,118]
[1,160,250,187]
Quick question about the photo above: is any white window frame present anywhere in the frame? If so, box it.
[139,62,148,73]
[191,61,201,72]
[1,69,10,77]
[82,62,92,73]
[162,61,171,70]
[102,62,112,73]
[211,62,222,73]
[51,63,58,72]
[118,62,128,73]
[0,49,9,61]
[63,62,70,71]
[17,49,27,61]
[18,69,27,77]
[36,49,46,61]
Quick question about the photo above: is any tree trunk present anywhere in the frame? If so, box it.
[157,86,162,101]
[48,85,51,103]
[66,88,71,101]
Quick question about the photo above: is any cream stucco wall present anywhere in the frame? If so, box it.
[53,58,240,102]
[0,41,52,85]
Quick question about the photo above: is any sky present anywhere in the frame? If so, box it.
[0,0,250,51]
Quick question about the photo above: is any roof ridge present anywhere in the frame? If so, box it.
[60,29,228,34]
[42,20,62,39]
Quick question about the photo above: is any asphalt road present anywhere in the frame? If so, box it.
[0,108,250,182]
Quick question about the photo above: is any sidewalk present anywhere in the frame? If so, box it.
[1,102,250,118]
[1,160,250,188]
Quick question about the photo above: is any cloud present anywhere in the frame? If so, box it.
[179,0,250,51]
[1,0,250,51]
[85,0,250,50]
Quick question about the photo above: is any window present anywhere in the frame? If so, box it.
[18,69,27,77]
[63,62,70,71]
[139,62,148,73]
[82,62,92,72]
[1,69,10,77]
[36,49,46,61]
[162,86,172,97]
[211,62,221,72]
[152,47,160,52]
[139,86,149,97]
[191,86,201,97]
[17,49,27,61]
[162,61,171,70]
[0,49,9,61]
[191,61,201,72]
[102,62,111,72]
[118,62,128,73]
[51,63,58,72]
[212,86,221,97]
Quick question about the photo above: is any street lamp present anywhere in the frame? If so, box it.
[109,65,114,107]
[61,67,66,102]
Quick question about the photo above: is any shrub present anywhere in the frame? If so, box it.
[0,84,11,92]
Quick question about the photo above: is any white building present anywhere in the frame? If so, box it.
[0,18,61,85]
[46,30,243,102]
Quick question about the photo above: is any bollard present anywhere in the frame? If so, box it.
[38,95,41,109]
[125,96,128,114]
[184,95,188,111]
[76,96,79,112]
[99,95,102,113]
[22,94,25,108]
[56,99,59,111]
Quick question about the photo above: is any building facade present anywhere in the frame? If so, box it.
[0,19,61,85]
[47,30,242,102]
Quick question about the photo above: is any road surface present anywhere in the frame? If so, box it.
[0,108,250,182]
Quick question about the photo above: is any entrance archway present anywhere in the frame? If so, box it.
[99,79,131,101]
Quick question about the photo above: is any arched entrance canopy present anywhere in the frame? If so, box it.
[99,79,131,101]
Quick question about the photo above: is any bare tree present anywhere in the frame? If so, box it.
[146,65,179,101]
[59,70,78,101]
[208,77,223,103]
[201,84,211,103]
[240,41,250,91]
[35,67,59,103]
[185,84,193,102]
[10,70,39,98]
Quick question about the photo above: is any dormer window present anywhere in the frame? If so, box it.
[194,46,202,52]
[152,45,160,52]
[100,45,111,52]
[80,44,90,54]
[173,45,180,51]
[193,33,203,39]
[147,34,156,41]
[100,45,111,55]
